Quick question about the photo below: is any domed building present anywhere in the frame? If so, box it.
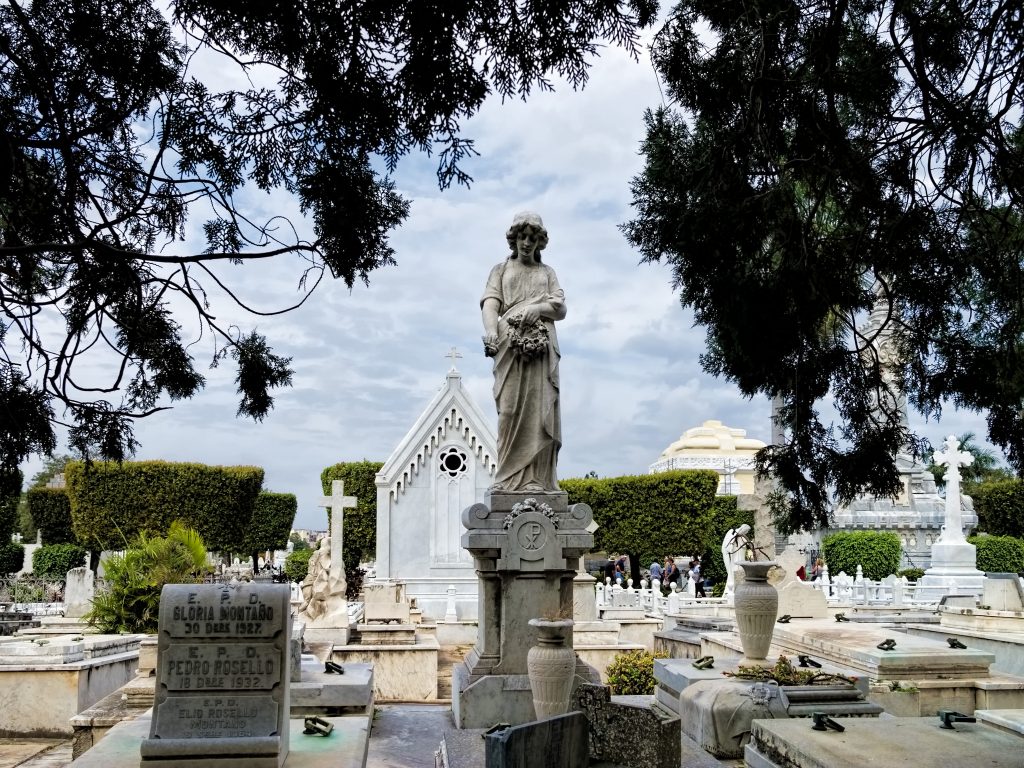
[649,419,766,495]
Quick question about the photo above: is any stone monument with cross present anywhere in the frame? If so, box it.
[296,480,358,644]
[828,287,977,569]
[919,435,985,593]
[451,492,596,729]
[452,218,597,728]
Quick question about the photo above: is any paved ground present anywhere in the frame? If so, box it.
[0,739,72,768]
[365,704,462,768]
[0,705,739,767]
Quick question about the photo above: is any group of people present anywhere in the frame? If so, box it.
[657,556,708,597]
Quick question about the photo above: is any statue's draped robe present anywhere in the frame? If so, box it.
[482,259,564,491]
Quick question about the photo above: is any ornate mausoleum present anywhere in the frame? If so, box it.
[649,419,766,495]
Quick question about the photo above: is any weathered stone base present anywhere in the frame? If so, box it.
[290,659,374,715]
[745,713,1024,768]
[330,635,438,701]
[451,658,599,728]
[300,626,350,647]
[451,666,536,729]
[0,641,141,737]
[571,684,680,768]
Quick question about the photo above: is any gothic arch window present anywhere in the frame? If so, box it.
[439,446,468,478]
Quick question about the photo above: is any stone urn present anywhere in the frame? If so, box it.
[734,561,778,661]
[526,618,576,719]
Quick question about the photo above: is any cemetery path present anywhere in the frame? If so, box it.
[0,738,71,767]
[365,704,454,768]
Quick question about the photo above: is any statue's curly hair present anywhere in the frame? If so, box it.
[505,212,549,260]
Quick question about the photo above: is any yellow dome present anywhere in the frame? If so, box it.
[657,419,766,460]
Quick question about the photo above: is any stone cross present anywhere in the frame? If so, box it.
[933,434,973,544]
[319,480,358,584]
[445,346,463,371]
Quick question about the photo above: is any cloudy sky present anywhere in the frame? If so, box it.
[21,21,994,532]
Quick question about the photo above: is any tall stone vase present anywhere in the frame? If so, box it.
[526,618,576,719]
[734,561,778,661]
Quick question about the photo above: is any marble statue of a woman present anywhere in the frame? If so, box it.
[481,212,566,492]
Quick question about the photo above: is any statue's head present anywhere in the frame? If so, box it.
[506,211,549,260]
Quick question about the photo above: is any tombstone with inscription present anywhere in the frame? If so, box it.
[140,582,291,768]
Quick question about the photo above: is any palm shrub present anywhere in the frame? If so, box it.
[85,521,211,633]
[606,649,668,695]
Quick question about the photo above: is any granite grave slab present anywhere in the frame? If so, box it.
[140,582,291,768]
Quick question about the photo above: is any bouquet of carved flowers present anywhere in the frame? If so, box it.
[506,313,549,359]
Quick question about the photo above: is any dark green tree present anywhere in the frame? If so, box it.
[0,467,23,573]
[1,0,656,467]
[625,0,1024,532]
[320,461,383,569]
[17,454,73,540]
[239,491,297,570]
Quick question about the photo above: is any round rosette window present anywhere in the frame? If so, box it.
[439,446,468,478]
[506,314,549,359]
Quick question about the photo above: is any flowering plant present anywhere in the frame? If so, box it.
[506,313,549,359]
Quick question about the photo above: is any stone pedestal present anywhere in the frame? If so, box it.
[451,491,595,728]
[572,556,598,622]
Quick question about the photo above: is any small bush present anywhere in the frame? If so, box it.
[821,531,901,580]
[32,543,87,580]
[0,542,25,575]
[285,548,313,583]
[897,568,924,582]
[968,535,1024,573]
[606,649,668,695]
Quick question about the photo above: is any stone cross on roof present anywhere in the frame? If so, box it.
[319,480,358,584]
[933,434,973,544]
[445,346,463,372]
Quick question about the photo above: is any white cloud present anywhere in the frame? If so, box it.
[18,24,1000,535]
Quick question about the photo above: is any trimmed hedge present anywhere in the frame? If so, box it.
[968,535,1024,573]
[0,542,24,574]
[971,479,1024,538]
[65,461,264,554]
[562,471,720,577]
[32,543,87,580]
[240,492,297,561]
[320,461,383,568]
[821,531,901,580]
[27,487,76,544]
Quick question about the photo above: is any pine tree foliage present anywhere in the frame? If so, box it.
[1,0,656,466]
[624,0,1024,531]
